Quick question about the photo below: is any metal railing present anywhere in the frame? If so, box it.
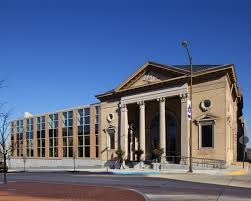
[159,155,226,169]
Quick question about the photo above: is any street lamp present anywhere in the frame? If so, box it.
[181,41,193,173]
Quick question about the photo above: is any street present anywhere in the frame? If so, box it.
[1,171,251,201]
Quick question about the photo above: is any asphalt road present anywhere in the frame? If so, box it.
[1,171,251,201]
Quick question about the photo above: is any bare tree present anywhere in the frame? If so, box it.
[0,111,15,184]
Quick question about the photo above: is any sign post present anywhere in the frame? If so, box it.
[187,100,192,120]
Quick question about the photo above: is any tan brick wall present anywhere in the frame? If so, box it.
[45,114,49,159]
[72,110,77,159]
[191,76,228,161]
[58,112,63,159]
[100,101,120,161]
[23,119,27,158]
[33,117,37,158]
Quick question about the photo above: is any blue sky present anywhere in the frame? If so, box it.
[0,1,250,146]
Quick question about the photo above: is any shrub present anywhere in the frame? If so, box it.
[134,149,144,162]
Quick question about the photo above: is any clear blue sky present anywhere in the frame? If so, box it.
[0,1,250,145]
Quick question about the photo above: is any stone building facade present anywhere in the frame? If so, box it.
[9,61,244,169]
[96,61,243,167]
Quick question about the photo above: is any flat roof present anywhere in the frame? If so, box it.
[12,102,100,121]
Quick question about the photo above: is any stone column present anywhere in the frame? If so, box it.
[119,103,128,159]
[138,101,145,160]
[158,97,166,160]
[129,127,133,161]
[180,93,189,158]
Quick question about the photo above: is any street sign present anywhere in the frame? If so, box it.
[239,136,249,145]
[187,100,192,120]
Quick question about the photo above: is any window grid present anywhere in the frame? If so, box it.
[95,106,99,158]
[49,114,58,157]
[77,108,90,158]
[62,111,73,158]
[37,116,46,157]
[16,120,23,157]
[10,122,14,157]
[26,118,34,157]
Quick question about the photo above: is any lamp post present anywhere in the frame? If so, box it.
[181,41,193,173]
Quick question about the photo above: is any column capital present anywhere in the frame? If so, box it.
[137,100,145,107]
[157,97,165,102]
[180,93,188,103]
[118,102,127,109]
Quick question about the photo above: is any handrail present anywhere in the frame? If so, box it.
[158,155,226,169]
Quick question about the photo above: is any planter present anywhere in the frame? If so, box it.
[152,162,161,170]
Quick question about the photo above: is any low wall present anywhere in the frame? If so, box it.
[8,158,102,170]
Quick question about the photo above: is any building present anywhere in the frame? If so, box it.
[10,61,245,169]
[10,104,101,169]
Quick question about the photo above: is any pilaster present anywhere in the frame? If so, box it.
[180,93,189,157]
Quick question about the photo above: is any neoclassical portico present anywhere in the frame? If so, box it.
[119,83,189,161]
[97,61,241,166]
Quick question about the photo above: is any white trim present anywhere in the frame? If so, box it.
[120,83,188,104]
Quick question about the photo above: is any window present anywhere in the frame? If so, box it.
[16,120,23,157]
[196,115,216,149]
[26,118,34,157]
[95,106,99,157]
[110,132,115,149]
[10,122,15,156]
[62,111,74,157]
[49,114,58,157]
[37,116,46,157]
[77,108,90,158]
[107,126,115,150]
[201,124,213,147]
[199,121,214,148]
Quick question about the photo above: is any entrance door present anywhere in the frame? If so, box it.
[149,112,177,159]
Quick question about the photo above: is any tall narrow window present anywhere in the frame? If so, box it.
[196,115,216,149]
[84,108,90,157]
[16,120,23,157]
[26,118,34,157]
[201,124,213,148]
[95,106,99,158]
[78,109,84,157]
[198,120,215,148]
[77,108,90,158]
[37,116,46,157]
[10,122,15,157]
[62,111,73,157]
[49,114,58,157]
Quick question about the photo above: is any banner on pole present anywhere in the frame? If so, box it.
[187,100,192,120]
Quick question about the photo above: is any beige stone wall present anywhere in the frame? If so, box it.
[99,75,238,165]
[191,76,227,161]
[225,77,238,164]
[191,75,237,164]
[100,100,120,161]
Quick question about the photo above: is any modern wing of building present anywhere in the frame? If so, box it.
[9,61,246,169]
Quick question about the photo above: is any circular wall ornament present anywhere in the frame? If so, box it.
[200,99,212,111]
[107,113,114,123]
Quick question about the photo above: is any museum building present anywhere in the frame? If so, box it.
[10,61,244,169]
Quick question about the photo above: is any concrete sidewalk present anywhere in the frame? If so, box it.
[9,163,249,176]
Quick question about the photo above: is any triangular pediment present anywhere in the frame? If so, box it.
[195,113,218,123]
[115,61,187,92]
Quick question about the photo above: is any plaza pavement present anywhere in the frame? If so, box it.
[1,169,251,201]
[0,181,145,201]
